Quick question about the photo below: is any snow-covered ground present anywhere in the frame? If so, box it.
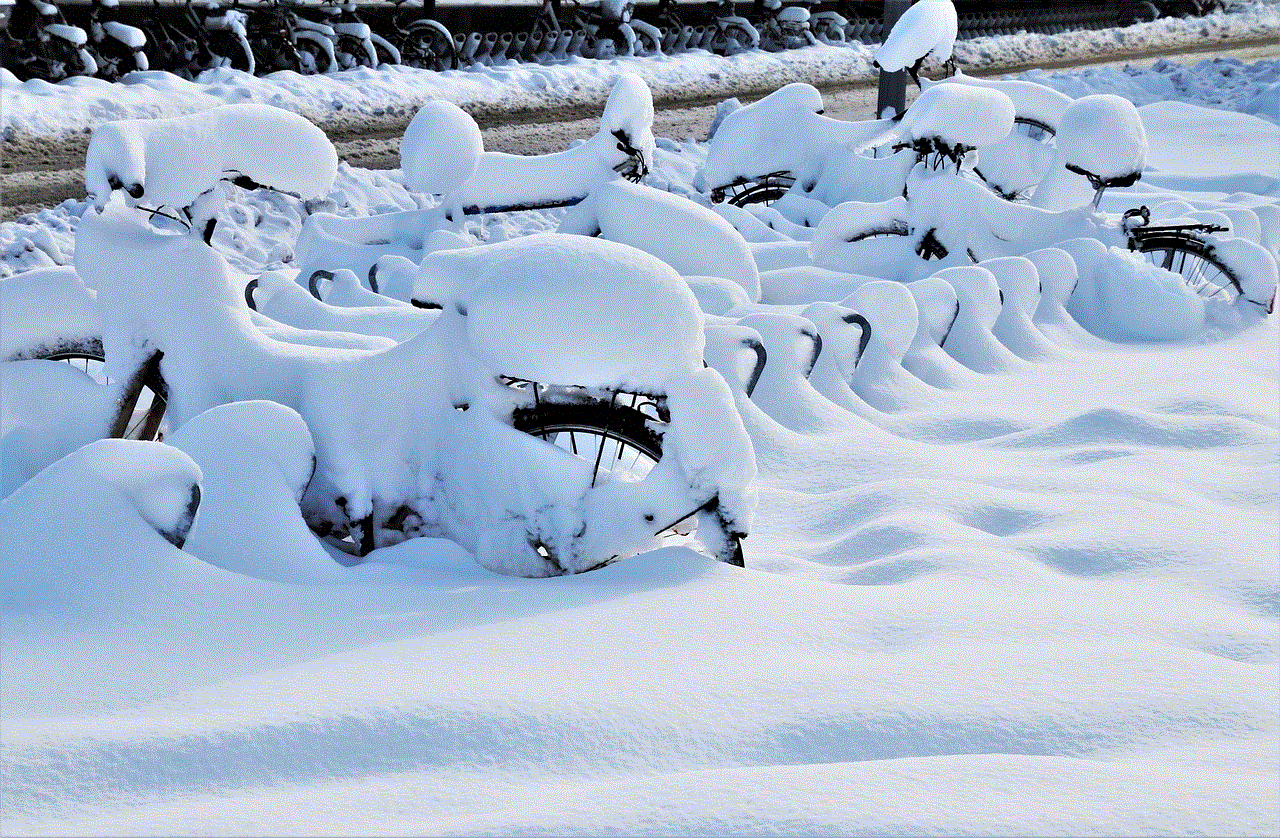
[2,7,1279,837]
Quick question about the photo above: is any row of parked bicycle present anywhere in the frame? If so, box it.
[1,0,1230,83]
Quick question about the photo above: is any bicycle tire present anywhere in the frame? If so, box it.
[591,27,631,59]
[715,172,796,207]
[727,181,791,207]
[334,33,372,69]
[510,394,745,569]
[845,221,911,243]
[1132,230,1245,302]
[294,36,332,74]
[398,20,458,71]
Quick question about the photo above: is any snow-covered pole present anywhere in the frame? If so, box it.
[876,0,911,118]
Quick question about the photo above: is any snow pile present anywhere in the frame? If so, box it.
[459,233,706,391]
[168,400,345,584]
[399,100,484,195]
[701,82,891,190]
[0,266,100,359]
[1072,246,1207,341]
[448,72,655,212]
[895,81,1015,150]
[84,104,338,210]
[1057,94,1148,181]
[560,179,762,301]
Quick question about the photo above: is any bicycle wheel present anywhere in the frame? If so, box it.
[511,396,663,487]
[334,34,372,68]
[846,221,911,243]
[511,392,745,569]
[591,27,631,59]
[723,172,796,207]
[20,344,169,441]
[294,37,332,74]
[709,23,754,56]
[1133,231,1244,302]
[398,20,458,71]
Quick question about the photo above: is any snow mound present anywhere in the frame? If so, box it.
[169,401,344,584]
[702,83,892,190]
[1057,94,1148,181]
[461,234,706,391]
[559,179,761,302]
[0,266,100,360]
[85,104,338,210]
[400,101,484,195]
[1073,247,1206,342]
[900,82,1015,150]
[876,0,958,72]
[2,438,202,586]
[930,73,1073,134]
[449,74,655,213]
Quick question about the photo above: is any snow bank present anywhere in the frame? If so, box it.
[84,104,338,210]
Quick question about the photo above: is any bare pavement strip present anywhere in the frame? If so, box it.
[1,35,1277,221]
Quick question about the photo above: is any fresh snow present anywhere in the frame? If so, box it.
[875,0,959,73]
[2,10,1279,838]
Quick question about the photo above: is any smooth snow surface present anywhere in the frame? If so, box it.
[399,100,484,195]
[2,20,1280,838]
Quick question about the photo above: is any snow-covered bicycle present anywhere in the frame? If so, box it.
[5,105,755,576]
[810,87,1277,315]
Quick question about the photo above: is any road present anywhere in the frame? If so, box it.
[2,37,1276,221]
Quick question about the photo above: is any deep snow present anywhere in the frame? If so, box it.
[2,9,1279,838]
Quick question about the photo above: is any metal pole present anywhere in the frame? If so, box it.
[875,0,913,118]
